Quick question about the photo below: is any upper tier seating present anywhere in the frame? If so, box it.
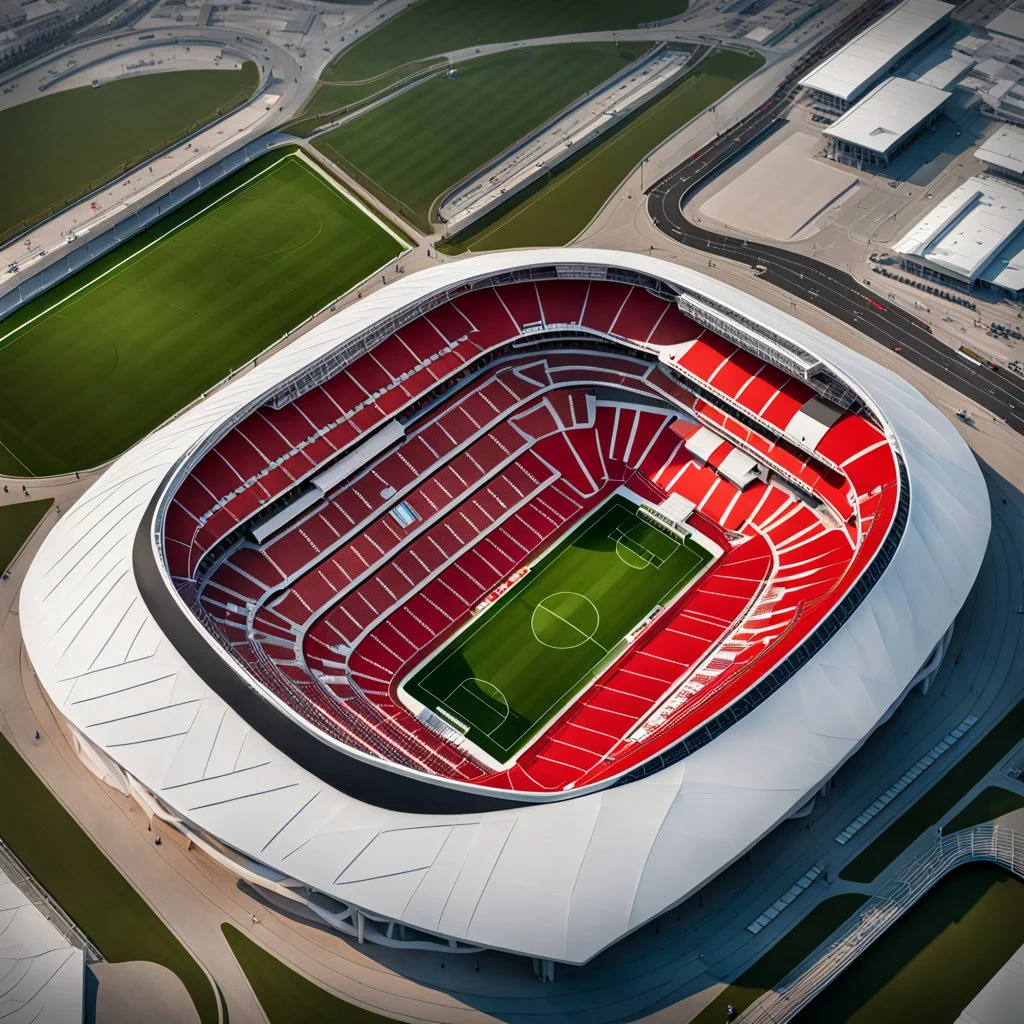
[171,280,899,791]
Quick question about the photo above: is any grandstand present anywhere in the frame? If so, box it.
[22,250,988,966]
[161,268,900,794]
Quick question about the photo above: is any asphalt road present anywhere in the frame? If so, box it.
[646,6,1024,437]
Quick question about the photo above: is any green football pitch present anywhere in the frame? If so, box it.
[0,151,405,476]
[320,0,687,83]
[313,43,644,231]
[403,496,711,763]
[442,48,765,252]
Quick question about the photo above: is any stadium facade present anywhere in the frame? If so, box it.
[20,249,989,969]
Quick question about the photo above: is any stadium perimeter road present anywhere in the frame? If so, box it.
[645,112,1024,438]
[638,0,1024,438]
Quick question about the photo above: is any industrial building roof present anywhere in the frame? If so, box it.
[983,231,1024,294]
[911,49,975,89]
[975,124,1024,177]
[893,175,1024,282]
[987,3,1024,43]
[799,0,954,104]
[823,76,950,155]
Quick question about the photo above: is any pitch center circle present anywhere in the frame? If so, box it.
[531,591,600,649]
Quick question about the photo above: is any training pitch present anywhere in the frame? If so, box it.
[403,495,711,763]
[314,43,637,231]
[0,151,405,477]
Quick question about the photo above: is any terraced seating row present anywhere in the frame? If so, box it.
[301,450,557,651]
[174,291,901,790]
[166,285,698,577]
[198,361,553,602]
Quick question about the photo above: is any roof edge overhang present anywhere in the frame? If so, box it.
[20,249,991,963]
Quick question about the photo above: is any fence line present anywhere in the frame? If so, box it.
[741,825,1024,1022]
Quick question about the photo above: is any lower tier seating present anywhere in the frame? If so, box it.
[182,331,899,791]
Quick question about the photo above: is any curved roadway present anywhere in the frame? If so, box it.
[646,10,1024,437]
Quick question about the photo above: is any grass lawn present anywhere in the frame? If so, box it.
[944,786,1024,833]
[441,48,765,252]
[313,43,644,231]
[0,151,404,477]
[841,697,1024,883]
[295,58,441,126]
[0,64,259,241]
[0,499,52,572]
[690,895,868,1023]
[322,0,688,84]
[794,865,1024,1024]
[404,496,710,762]
[222,924,395,1023]
[0,733,217,1023]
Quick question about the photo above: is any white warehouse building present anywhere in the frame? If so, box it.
[894,174,1024,296]
[823,75,950,167]
[799,0,954,110]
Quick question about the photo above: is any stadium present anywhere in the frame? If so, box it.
[20,248,989,969]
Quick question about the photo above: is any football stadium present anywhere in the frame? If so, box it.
[20,248,989,968]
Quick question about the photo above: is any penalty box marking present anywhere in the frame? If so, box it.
[445,677,513,738]
[610,518,679,570]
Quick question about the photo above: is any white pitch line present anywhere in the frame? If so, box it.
[534,596,607,652]
[0,155,302,350]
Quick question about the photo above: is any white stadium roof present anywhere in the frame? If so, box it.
[975,123,1024,177]
[19,250,989,964]
[0,866,84,1024]
[823,76,950,155]
[893,174,1024,284]
[799,0,954,104]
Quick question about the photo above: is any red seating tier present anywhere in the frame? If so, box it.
[167,279,900,793]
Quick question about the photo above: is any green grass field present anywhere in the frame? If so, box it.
[322,0,688,84]
[0,733,217,1023]
[794,865,1024,1024]
[0,499,52,572]
[944,786,1024,833]
[222,924,395,1023]
[293,58,442,129]
[313,43,645,231]
[0,151,404,476]
[0,64,259,241]
[442,48,764,252]
[404,496,710,762]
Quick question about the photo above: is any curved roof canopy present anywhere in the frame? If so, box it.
[21,250,989,962]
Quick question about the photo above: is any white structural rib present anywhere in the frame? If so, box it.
[20,250,989,964]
